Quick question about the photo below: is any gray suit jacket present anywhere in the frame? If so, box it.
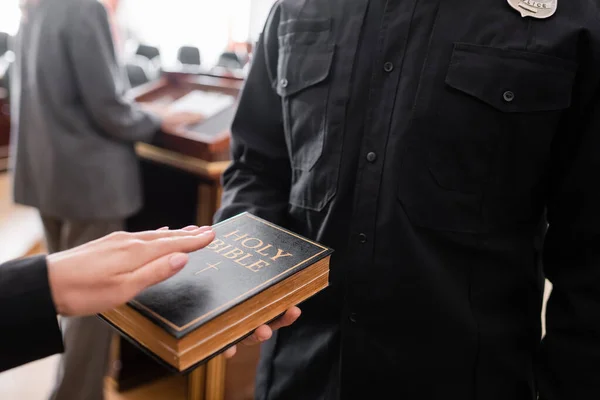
[10,0,160,220]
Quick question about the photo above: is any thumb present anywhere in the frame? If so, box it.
[127,252,189,295]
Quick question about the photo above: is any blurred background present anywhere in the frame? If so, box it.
[0,0,277,173]
[0,1,277,399]
[0,0,276,90]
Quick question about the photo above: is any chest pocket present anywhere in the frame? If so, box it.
[276,18,337,211]
[398,43,577,233]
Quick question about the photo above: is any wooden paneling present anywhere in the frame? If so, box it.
[130,74,242,162]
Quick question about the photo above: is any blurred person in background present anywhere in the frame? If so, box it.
[10,0,199,399]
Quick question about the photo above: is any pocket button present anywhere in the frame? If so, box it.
[280,78,289,88]
[366,152,377,163]
[502,90,515,102]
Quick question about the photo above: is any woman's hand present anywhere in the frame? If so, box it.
[47,226,215,316]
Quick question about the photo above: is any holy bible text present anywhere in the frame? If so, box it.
[99,212,333,372]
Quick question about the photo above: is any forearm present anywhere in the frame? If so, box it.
[94,100,162,143]
[0,256,63,372]
[537,227,600,399]
[538,85,600,397]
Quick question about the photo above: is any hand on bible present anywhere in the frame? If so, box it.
[46,226,215,316]
[222,306,302,358]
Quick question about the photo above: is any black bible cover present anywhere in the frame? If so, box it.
[100,212,332,371]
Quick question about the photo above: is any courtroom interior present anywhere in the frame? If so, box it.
[1,0,582,399]
[0,1,275,399]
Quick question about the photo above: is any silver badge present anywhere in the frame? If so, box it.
[507,0,557,19]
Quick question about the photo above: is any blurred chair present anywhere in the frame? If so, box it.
[135,43,160,60]
[177,46,201,66]
[135,43,160,63]
[0,55,11,95]
[134,43,161,74]
[125,63,148,88]
[0,32,10,56]
[125,55,153,88]
[215,51,244,70]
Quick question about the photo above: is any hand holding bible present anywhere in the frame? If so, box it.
[222,306,302,358]
[100,213,328,367]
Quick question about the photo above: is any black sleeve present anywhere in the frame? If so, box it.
[537,83,600,397]
[214,2,291,225]
[0,255,64,372]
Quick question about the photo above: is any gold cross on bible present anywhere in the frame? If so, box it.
[195,261,222,275]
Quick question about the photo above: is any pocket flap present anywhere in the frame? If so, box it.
[278,18,332,37]
[445,43,577,113]
[276,43,335,97]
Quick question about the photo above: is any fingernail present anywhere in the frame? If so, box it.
[200,230,214,236]
[183,225,199,231]
[169,254,188,270]
[158,226,169,231]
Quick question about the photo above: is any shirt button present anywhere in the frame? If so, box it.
[349,313,358,323]
[502,90,515,102]
[366,152,377,163]
[383,62,394,73]
[358,233,367,244]
[280,78,289,88]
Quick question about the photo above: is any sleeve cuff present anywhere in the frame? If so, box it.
[138,106,163,144]
[0,255,64,372]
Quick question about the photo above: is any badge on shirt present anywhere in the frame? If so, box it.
[507,0,557,18]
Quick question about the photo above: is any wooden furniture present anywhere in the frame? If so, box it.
[119,71,260,400]
[0,88,10,172]
[159,65,247,82]
[129,72,241,162]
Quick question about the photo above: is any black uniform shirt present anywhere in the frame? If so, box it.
[216,1,600,399]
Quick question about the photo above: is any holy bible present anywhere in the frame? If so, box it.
[99,212,332,373]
